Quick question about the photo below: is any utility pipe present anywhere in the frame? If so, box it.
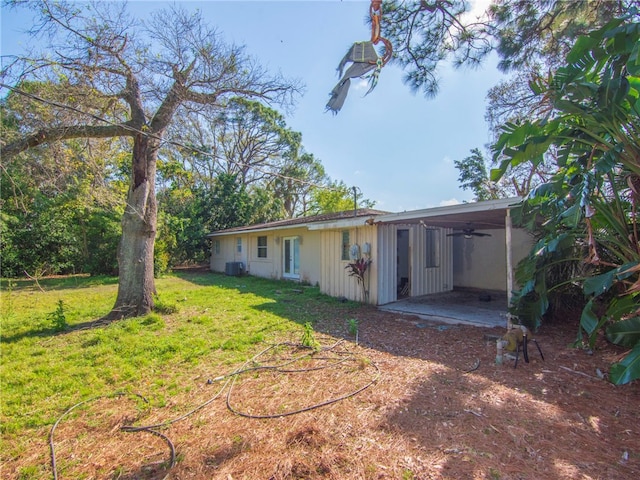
[505,208,514,328]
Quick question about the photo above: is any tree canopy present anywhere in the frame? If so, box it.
[382,1,639,201]
[1,0,301,318]
[0,1,380,294]
[382,0,638,95]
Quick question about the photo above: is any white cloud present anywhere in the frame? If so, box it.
[352,78,371,92]
[439,198,463,207]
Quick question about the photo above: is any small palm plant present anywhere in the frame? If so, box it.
[301,322,320,351]
[345,257,372,303]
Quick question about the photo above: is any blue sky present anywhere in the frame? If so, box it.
[1,0,504,212]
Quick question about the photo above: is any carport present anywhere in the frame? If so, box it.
[372,198,530,328]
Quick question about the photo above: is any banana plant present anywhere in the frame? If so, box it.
[492,13,640,384]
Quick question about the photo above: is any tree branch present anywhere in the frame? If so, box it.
[1,124,134,159]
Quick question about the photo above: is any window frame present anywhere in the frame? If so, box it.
[425,228,440,268]
[257,235,268,258]
[341,230,350,261]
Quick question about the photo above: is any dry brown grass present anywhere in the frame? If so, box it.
[6,308,640,479]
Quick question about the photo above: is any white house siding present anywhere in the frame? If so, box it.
[411,226,454,296]
[245,233,277,279]
[209,239,224,273]
[453,228,533,291]
[210,234,248,273]
[375,224,453,304]
[292,228,322,285]
[319,225,378,304]
[211,227,324,285]
[376,223,397,305]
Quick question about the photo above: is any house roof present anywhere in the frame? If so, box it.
[207,198,524,237]
[207,208,389,236]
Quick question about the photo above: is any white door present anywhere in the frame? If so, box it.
[283,236,300,279]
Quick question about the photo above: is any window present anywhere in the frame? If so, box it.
[341,230,350,261]
[236,237,242,253]
[257,236,267,258]
[213,240,220,255]
[425,229,440,268]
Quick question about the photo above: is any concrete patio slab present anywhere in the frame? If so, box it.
[378,288,509,328]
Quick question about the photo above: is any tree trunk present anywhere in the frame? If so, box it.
[105,134,158,320]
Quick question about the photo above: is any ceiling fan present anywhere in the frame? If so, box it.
[446,224,491,239]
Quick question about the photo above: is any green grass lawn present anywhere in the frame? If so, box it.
[0,271,361,470]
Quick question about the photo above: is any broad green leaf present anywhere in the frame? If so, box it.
[566,35,600,64]
[628,76,640,111]
[523,137,552,160]
[490,162,511,182]
[529,78,544,95]
[553,99,588,115]
[583,263,640,297]
[560,203,581,228]
[606,316,640,347]
[505,122,533,147]
[609,343,640,385]
[580,298,599,335]
[606,294,638,319]
[628,42,640,76]
[583,270,616,296]
[617,262,640,282]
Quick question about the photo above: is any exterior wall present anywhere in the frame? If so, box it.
[410,226,454,296]
[248,227,321,284]
[210,234,248,273]
[453,227,533,291]
[244,232,279,279]
[376,224,453,304]
[210,227,323,285]
[376,223,397,305]
[319,224,378,304]
[298,229,322,285]
[208,209,532,305]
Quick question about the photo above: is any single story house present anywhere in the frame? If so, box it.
[207,198,533,308]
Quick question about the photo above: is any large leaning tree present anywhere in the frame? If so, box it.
[0,0,301,319]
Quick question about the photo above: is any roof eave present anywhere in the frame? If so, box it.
[207,216,377,237]
[307,217,376,230]
[375,197,522,224]
[206,224,309,237]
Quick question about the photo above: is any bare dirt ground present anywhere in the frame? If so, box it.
[11,307,640,480]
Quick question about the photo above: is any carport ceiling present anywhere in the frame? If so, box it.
[394,210,509,230]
